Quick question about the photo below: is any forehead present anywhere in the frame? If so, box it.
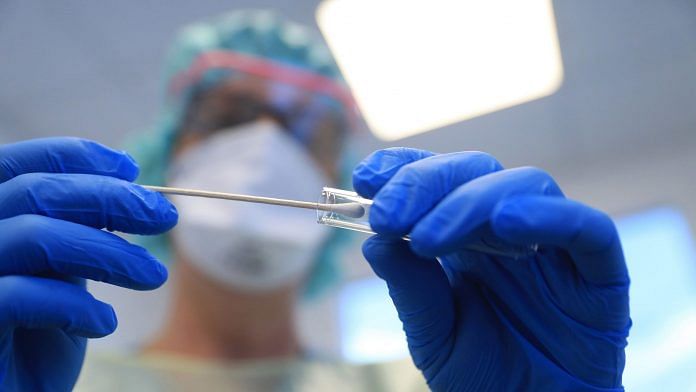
[168,51,354,113]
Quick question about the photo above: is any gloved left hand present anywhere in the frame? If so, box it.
[0,138,178,391]
[353,148,631,391]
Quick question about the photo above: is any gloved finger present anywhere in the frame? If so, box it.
[362,235,455,373]
[0,275,117,338]
[410,166,564,257]
[0,173,178,234]
[367,152,503,236]
[491,196,628,286]
[0,215,168,290]
[0,137,139,183]
[352,147,436,198]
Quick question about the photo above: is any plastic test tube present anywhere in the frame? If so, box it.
[317,187,538,258]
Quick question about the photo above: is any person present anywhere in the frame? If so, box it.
[0,12,631,392]
[130,10,358,363]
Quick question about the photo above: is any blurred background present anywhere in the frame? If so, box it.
[1,1,695,390]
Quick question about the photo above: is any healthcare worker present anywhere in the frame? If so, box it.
[134,10,358,364]
[0,11,630,392]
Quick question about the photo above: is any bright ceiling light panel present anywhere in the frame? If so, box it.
[317,0,564,140]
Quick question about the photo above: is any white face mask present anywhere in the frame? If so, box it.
[168,120,331,292]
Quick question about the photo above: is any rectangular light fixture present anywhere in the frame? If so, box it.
[317,0,564,140]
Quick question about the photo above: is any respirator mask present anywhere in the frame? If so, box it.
[168,120,331,292]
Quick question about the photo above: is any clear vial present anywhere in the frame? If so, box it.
[317,187,537,259]
[317,187,374,235]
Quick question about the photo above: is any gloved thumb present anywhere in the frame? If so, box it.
[362,236,455,377]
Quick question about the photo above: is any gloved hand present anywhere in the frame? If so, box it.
[0,138,178,391]
[353,148,630,391]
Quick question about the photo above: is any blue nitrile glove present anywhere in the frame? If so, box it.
[353,148,630,392]
[0,138,178,391]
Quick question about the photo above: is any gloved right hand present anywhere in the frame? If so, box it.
[353,148,630,391]
[0,137,178,392]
